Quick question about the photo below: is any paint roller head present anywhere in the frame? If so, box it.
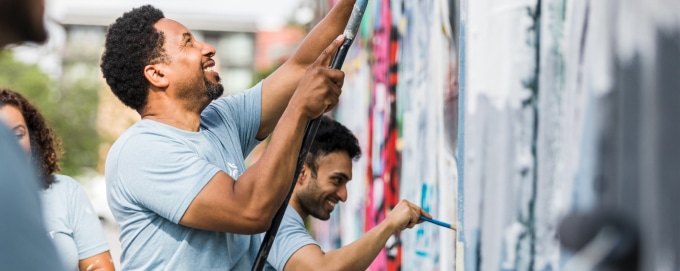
[342,0,370,40]
[558,208,639,270]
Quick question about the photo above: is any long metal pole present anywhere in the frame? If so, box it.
[251,1,369,270]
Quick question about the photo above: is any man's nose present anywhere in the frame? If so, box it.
[200,41,216,58]
[337,185,348,202]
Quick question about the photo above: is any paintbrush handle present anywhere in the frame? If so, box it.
[419,215,456,230]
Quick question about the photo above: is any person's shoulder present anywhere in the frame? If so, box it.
[118,119,160,137]
[50,174,82,191]
[110,120,177,151]
[283,206,306,226]
[110,120,147,146]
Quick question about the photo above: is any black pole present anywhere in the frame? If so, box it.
[251,1,368,270]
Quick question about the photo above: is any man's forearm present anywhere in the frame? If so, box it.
[317,221,396,270]
[235,107,308,222]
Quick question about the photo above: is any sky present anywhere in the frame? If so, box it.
[48,0,303,30]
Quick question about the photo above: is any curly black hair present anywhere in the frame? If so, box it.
[0,89,62,189]
[305,115,362,178]
[100,5,166,111]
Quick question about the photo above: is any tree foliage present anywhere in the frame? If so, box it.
[0,51,100,177]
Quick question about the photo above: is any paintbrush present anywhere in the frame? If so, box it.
[419,215,457,230]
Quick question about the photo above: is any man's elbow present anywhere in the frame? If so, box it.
[239,210,273,234]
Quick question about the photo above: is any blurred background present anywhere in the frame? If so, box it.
[2,0,679,270]
[1,0,318,268]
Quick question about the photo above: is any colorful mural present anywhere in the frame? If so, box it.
[319,0,460,270]
[315,0,680,270]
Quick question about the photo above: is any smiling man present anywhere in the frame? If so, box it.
[99,3,357,270]
[264,116,430,271]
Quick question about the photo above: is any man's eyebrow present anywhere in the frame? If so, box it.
[334,172,350,180]
[181,32,191,44]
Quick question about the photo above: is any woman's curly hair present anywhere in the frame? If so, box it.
[0,89,62,189]
[100,5,166,111]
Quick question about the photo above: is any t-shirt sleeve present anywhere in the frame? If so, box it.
[201,82,263,155]
[65,176,110,259]
[114,132,221,224]
[266,208,319,271]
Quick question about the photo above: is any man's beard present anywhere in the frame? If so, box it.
[297,179,332,221]
[178,73,224,112]
[205,76,224,100]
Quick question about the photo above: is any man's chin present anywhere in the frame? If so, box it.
[310,211,331,221]
[205,81,224,100]
[207,87,224,100]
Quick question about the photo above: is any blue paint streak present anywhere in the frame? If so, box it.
[421,183,431,212]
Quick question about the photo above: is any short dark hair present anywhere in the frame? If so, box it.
[100,5,166,111]
[0,89,62,188]
[305,116,362,177]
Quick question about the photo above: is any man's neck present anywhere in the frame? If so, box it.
[141,97,203,132]
[289,197,309,220]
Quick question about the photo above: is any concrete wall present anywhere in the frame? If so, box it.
[315,0,680,270]
[462,0,679,270]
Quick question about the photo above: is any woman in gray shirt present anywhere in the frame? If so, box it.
[0,89,115,271]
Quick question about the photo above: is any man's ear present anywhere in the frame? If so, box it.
[144,64,169,88]
[297,165,308,186]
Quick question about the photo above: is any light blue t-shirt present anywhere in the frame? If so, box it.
[106,84,263,270]
[264,206,319,271]
[43,174,110,271]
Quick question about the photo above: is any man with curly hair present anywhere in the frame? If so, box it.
[264,116,430,271]
[0,0,64,270]
[100,3,355,270]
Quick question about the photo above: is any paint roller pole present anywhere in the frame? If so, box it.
[251,1,369,270]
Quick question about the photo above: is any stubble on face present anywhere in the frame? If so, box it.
[176,69,224,112]
[204,74,223,100]
[297,176,333,221]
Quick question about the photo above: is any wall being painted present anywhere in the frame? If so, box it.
[313,0,459,270]
[462,0,680,270]
[311,0,680,270]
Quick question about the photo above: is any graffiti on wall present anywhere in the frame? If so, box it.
[317,0,460,270]
[310,0,679,270]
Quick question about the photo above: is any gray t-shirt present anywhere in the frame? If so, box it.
[264,206,319,271]
[106,83,263,270]
[43,174,110,270]
[0,125,65,270]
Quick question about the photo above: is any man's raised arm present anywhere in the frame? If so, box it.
[257,0,357,139]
